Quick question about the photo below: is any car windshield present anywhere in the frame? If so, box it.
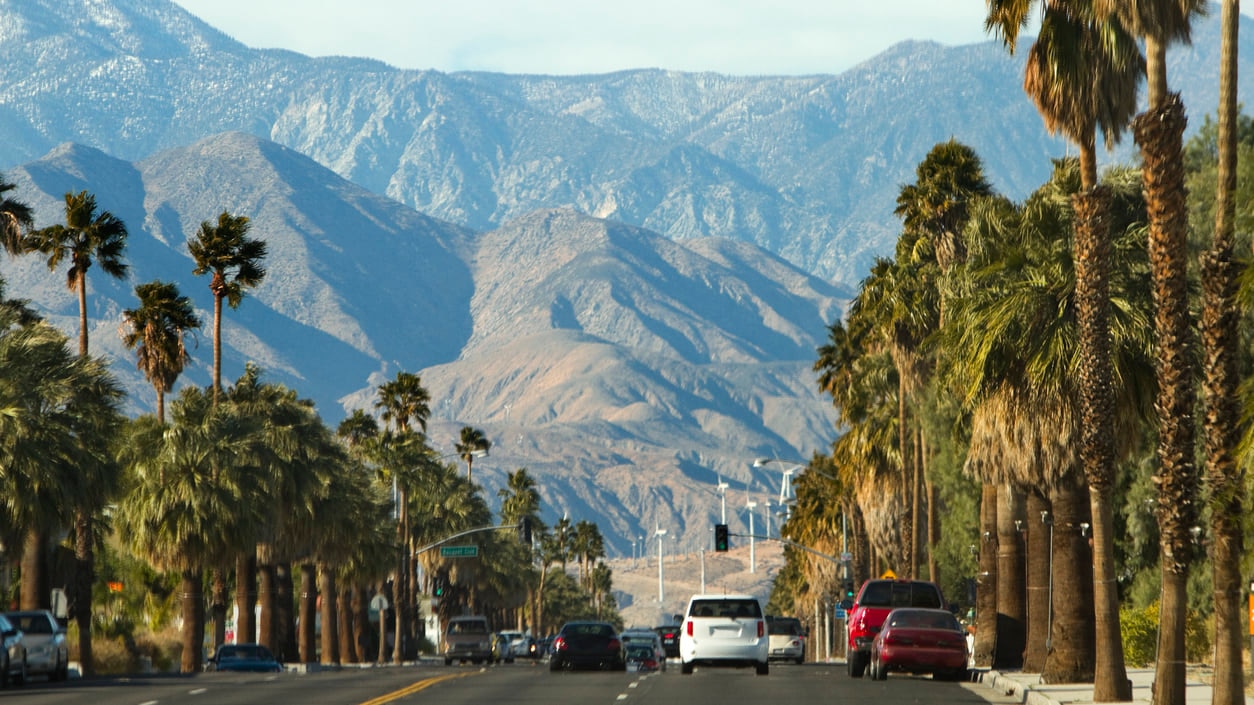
[220,645,273,660]
[449,621,489,634]
[9,615,53,634]
[689,598,761,619]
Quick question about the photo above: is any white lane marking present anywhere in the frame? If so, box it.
[189,687,208,694]
[139,701,159,705]
[616,695,629,701]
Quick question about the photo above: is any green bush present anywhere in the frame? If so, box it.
[1120,601,1213,668]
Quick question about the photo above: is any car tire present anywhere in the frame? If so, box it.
[755,661,769,676]
[847,650,866,678]
[795,656,804,665]
[13,660,24,686]
[549,657,562,672]
[873,656,887,681]
[444,658,453,666]
[680,661,693,674]
[54,657,68,681]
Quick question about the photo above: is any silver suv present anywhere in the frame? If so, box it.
[678,594,769,675]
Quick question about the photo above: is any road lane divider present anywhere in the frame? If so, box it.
[358,671,481,705]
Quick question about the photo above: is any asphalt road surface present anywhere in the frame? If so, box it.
[0,660,1026,705]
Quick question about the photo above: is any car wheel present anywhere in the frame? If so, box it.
[444,657,453,666]
[13,659,25,686]
[680,660,693,675]
[795,656,804,665]
[755,661,769,676]
[548,657,562,672]
[847,650,866,678]
[873,656,887,681]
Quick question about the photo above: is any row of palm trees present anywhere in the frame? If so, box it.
[779,2,1248,703]
[0,179,618,672]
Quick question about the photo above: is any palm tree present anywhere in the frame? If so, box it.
[0,174,33,255]
[1097,4,1206,701]
[188,211,267,404]
[1202,2,1246,702]
[26,189,130,673]
[117,388,265,672]
[455,426,491,481]
[120,281,201,423]
[985,3,1141,697]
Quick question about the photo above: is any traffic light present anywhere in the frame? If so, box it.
[433,576,446,597]
[714,523,729,552]
[842,578,855,600]
[519,517,533,545]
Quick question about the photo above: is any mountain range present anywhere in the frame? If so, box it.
[0,0,1246,555]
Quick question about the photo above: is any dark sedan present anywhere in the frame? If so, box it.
[868,608,968,681]
[548,621,625,672]
[207,643,283,673]
[653,624,680,658]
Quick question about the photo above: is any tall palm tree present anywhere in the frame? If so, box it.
[1097,4,1205,702]
[985,2,1141,697]
[455,426,491,481]
[117,388,265,672]
[0,174,33,255]
[120,281,201,423]
[26,190,130,674]
[1203,1,1246,702]
[188,211,267,404]
[373,371,431,663]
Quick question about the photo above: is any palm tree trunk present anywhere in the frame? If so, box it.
[1204,4,1247,702]
[211,568,227,649]
[923,431,939,583]
[180,569,204,673]
[377,580,390,664]
[299,563,316,663]
[1071,178,1131,699]
[319,565,338,666]
[972,482,997,668]
[338,583,356,663]
[353,583,371,663]
[74,512,94,676]
[994,484,1026,670]
[212,293,223,404]
[393,494,408,664]
[19,528,47,610]
[156,388,166,424]
[76,270,88,355]
[1133,94,1199,705]
[1040,477,1095,685]
[277,563,297,662]
[235,552,257,644]
[1023,490,1051,672]
[257,548,276,648]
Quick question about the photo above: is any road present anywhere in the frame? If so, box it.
[0,660,1024,705]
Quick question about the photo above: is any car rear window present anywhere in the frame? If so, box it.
[689,598,762,619]
[888,610,960,630]
[857,581,943,609]
[768,618,802,635]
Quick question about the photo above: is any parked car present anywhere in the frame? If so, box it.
[491,633,512,663]
[846,579,946,678]
[548,621,624,671]
[653,624,680,658]
[444,616,495,665]
[868,608,968,681]
[0,613,26,688]
[207,643,282,673]
[765,615,805,664]
[678,593,769,675]
[3,610,68,681]
[620,628,666,671]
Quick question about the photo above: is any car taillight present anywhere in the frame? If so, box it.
[553,636,567,652]
[757,620,765,639]
[608,638,621,651]
[686,621,693,636]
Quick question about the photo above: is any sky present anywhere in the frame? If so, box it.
[173,1,1001,76]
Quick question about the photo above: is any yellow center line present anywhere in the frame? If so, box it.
[358,670,481,705]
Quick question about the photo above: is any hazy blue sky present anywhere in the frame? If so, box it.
[174,1,1002,75]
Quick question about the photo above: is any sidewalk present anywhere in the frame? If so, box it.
[978,668,1254,705]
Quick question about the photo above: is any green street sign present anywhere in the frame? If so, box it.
[440,545,479,558]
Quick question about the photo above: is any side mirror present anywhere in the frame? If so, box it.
[839,599,854,611]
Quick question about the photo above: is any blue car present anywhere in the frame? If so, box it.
[208,643,283,673]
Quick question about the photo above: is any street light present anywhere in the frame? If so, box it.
[656,527,668,602]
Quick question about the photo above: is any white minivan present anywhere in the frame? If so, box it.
[678,594,769,675]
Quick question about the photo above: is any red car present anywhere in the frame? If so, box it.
[868,608,968,681]
[845,578,946,678]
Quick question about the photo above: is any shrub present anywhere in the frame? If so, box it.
[1120,601,1213,668]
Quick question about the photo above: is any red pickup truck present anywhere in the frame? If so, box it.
[845,578,947,677]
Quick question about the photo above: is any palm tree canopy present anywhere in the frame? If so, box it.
[188,211,267,309]
[120,280,201,395]
[29,190,129,290]
[0,174,34,256]
[374,371,431,433]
